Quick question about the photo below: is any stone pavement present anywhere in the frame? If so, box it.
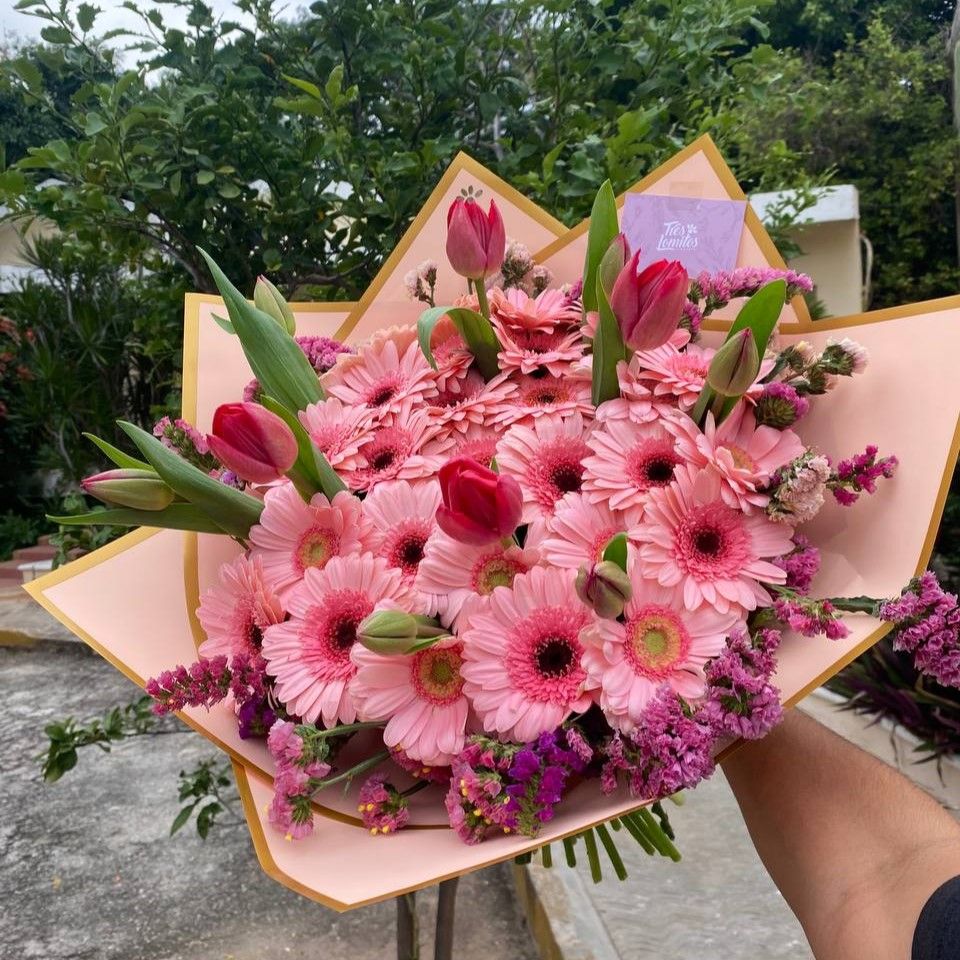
[2,640,537,960]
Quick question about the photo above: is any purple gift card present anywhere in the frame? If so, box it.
[621,194,747,276]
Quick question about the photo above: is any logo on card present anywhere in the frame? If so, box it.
[656,221,699,252]
[622,195,747,275]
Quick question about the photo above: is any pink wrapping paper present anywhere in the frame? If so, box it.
[26,138,960,910]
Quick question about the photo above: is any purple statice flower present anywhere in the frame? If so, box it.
[152,416,218,472]
[880,572,960,689]
[296,335,352,374]
[601,688,716,800]
[564,278,583,307]
[145,653,267,716]
[563,724,594,766]
[692,267,813,314]
[772,533,821,594]
[755,382,810,429]
[237,695,278,739]
[773,595,850,640]
[830,444,898,506]
[503,729,587,836]
[701,628,783,740]
[680,298,703,337]
[357,774,411,835]
[445,741,515,845]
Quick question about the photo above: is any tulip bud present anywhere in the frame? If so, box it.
[81,468,175,511]
[436,456,523,546]
[597,233,630,296]
[609,253,688,351]
[357,611,447,655]
[445,197,506,280]
[707,328,761,396]
[207,402,298,484]
[254,276,296,335]
[575,561,633,619]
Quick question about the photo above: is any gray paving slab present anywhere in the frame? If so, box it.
[1,640,537,960]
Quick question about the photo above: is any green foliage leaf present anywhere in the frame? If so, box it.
[590,280,625,406]
[117,420,262,538]
[48,503,227,534]
[723,279,787,356]
[418,305,501,380]
[602,532,628,572]
[82,431,151,470]
[581,180,618,314]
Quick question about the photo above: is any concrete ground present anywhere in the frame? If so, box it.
[1,639,538,960]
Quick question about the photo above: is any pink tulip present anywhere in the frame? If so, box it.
[609,252,688,351]
[436,456,523,546]
[445,197,506,280]
[207,402,298,484]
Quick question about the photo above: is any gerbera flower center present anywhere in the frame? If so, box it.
[725,444,757,472]
[675,503,752,579]
[296,526,341,573]
[365,374,401,409]
[371,449,397,471]
[412,646,464,706]
[552,463,583,494]
[303,589,373,668]
[248,621,264,649]
[627,439,681,492]
[526,438,590,512]
[388,527,429,576]
[472,552,527,594]
[624,605,690,678]
[535,636,575,678]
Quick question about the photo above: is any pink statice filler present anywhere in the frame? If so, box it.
[637,465,795,613]
[772,533,821,594]
[357,775,411,835]
[830,444,898,506]
[668,401,806,512]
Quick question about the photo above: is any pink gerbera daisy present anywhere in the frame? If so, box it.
[670,402,805,511]
[249,483,370,596]
[298,397,376,470]
[415,530,540,627]
[361,479,440,581]
[493,322,585,377]
[638,465,795,613]
[496,412,592,521]
[489,286,581,332]
[428,315,474,394]
[427,369,512,436]
[541,492,634,570]
[582,416,688,522]
[445,422,500,467]
[197,554,285,658]
[582,565,741,732]
[262,553,421,727]
[460,566,596,743]
[633,341,716,410]
[351,638,468,765]
[341,406,454,493]
[487,372,593,427]
[322,325,438,418]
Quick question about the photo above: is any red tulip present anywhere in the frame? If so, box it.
[436,456,523,546]
[207,402,298,484]
[609,252,688,351]
[445,197,506,280]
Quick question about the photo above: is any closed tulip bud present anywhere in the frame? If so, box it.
[207,402,298,484]
[575,561,632,619]
[356,611,447,655]
[254,276,296,335]
[81,468,175,511]
[609,252,688,351]
[436,456,523,546]
[445,197,506,280]
[707,328,760,396]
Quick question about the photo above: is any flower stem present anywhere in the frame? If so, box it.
[314,749,390,791]
[474,280,490,320]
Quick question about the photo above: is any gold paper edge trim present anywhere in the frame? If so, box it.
[333,151,567,343]
[531,133,813,329]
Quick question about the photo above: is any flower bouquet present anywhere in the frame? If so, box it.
[29,139,960,910]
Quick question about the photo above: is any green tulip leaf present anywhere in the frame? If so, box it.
[118,420,262,538]
[591,278,626,406]
[198,248,323,411]
[602,532,628,572]
[418,305,501,380]
[723,279,787,357]
[48,503,228,534]
[581,180,618,315]
[82,432,151,470]
[260,395,347,502]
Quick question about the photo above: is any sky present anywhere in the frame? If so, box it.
[1,0,256,49]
